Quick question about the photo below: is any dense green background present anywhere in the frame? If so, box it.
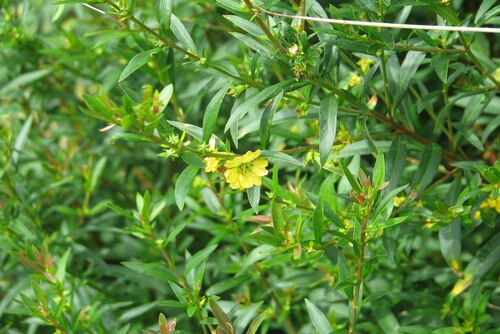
[1,0,499,333]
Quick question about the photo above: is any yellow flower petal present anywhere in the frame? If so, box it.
[204,157,220,173]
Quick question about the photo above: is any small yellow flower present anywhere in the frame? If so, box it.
[473,210,481,220]
[394,196,406,207]
[357,58,372,75]
[348,73,362,87]
[204,157,220,173]
[224,150,268,190]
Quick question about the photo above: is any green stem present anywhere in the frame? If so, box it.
[242,0,288,55]
[458,32,500,89]
[298,0,306,34]
[349,216,368,334]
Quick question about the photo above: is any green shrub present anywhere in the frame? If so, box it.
[1,0,499,333]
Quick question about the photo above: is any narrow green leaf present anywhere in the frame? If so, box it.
[339,159,361,193]
[12,114,33,165]
[260,90,283,149]
[122,262,177,282]
[90,157,107,191]
[305,299,334,334]
[175,166,199,211]
[439,219,461,269]
[159,0,172,32]
[319,96,338,166]
[203,82,231,142]
[410,144,441,195]
[271,201,285,239]
[209,299,235,334]
[55,248,71,284]
[117,324,130,334]
[225,79,296,132]
[171,14,197,53]
[119,302,157,322]
[184,244,218,276]
[118,48,161,82]
[373,152,385,188]
[385,137,407,192]
[158,84,173,114]
[224,15,264,38]
[313,199,324,244]
[371,184,408,226]
[206,275,250,295]
[52,4,65,22]
[431,54,450,84]
[246,310,268,334]
[261,150,302,167]
[247,186,261,213]
[0,68,53,94]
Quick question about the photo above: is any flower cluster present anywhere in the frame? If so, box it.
[204,150,269,190]
[474,193,500,220]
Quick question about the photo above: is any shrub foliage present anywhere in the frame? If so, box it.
[1,0,499,333]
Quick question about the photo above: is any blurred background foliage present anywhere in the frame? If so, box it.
[0,0,499,333]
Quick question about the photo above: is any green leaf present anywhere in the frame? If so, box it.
[122,262,177,283]
[158,84,173,114]
[319,96,338,166]
[0,68,53,94]
[373,152,385,188]
[90,157,107,191]
[229,32,275,60]
[313,199,324,244]
[168,120,223,145]
[260,150,302,167]
[159,0,172,32]
[55,248,71,284]
[224,15,264,38]
[246,310,268,334]
[203,82,231,142]
[225,79,297,132]
[431,54,450,84]
[175,165,200,211]
[339,158,361,193]
[12,114,33,166]
[52,4,65,22]
[209,299,235,334]
[271,201,285,239]
[371,185,408,226]
[476,0,498,23]
[260,90,283,149]
[171,14,197,53]
[333,140,392,158]
[385,137,407,192]
[439,219,461,269]
[206,275,250,295]
[119,302,157,322]
[410,144,441,195]
[184,244,218,276]
[118,48,161,83]
[247,186,261,213]
[117,324,130,334]
[305,299,334,334]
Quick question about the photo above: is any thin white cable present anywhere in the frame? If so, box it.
[83,3,106,15]
[256,6,500,34]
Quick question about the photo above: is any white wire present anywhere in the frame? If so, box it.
[83,3,106,15]
[256,7,500,34]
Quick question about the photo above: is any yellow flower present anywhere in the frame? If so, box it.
[357,58,372,75]
[224,150,268,190]
[204,157,220,173]
[393,196,406,207]
[473,210,481,220]
[348,73,362,87]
